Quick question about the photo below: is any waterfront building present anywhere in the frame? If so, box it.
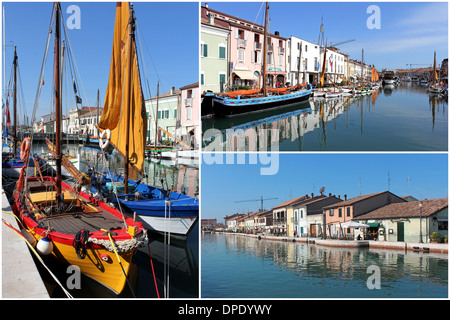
[202,3,288,89]
[356,198,448,243]
[78,107,103,136]
[324,47,346,84]
[67,107,101,135]
[286,36,320,85]
[323,191,405,239]
[291,194,342,237]
[254,209,273,233]
[201,9,231,94]
[202,218,218,230]
[145,86,180,145]
[224,213,245,232]
[272,195,309,235]
[178,82,200,148]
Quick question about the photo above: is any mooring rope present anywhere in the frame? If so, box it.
[2,210,73,298]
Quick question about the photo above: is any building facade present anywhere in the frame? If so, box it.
[323,191,406,239]
[178,82,200,149]
[145,86,180,145]
[201,10,230,94]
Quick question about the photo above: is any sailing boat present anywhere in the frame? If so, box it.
[212,3,312,117]
[95,2,198,239]
[428,51,442,94]
[2,46,40,178]
[12,3,146,296]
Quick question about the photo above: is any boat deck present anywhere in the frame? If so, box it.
[23,179,126,236]
[36,210,125,235]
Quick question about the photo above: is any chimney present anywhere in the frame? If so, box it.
[338,195,341,199]
[170,86,175,95]
[344,194,347,200]
[311,193,314,198]
[205,3,208,8]
[209,13,215,25]
[329,193,331,197]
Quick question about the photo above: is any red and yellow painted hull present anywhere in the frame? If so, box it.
[14,177,146,295]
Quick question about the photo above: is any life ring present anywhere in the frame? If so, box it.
[20,137,31,162]
[99,129,111,150]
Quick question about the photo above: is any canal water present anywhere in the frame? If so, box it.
[201,233,448,298]
[202,83,448,151]
[20,142,199,298]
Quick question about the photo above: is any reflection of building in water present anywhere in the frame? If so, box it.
[219,97,349,151]
[222,234,448,286]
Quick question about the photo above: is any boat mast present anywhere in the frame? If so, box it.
[54,2,62,206]
[124,3,135,194]
[262,2,268,97]
[297,41,302,86]
[13,46,17,154]
[154,81,159,149]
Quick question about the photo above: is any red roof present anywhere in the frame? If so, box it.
[357,198,448,219]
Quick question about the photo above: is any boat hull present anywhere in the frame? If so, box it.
[117,197,199,237]
[138,215,198,238]
[213,89,312,117]
[14,176,145,295]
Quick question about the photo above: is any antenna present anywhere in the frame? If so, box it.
[359,178,362,195]
[408,177,411,195]
[319,186,325,195]
[388,171,390,191]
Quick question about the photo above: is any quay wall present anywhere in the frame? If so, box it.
[213,232,448,254]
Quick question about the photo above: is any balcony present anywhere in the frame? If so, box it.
[254,42,262,50]
[238,39,246,48]
[279,47,285,54]
[267,45,273,52]
[184,98,192,106]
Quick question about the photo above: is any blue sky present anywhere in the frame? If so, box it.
[201,153,449,222]
[204,1,448,70]
[2,1,198,119]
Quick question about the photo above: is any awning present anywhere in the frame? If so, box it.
[233,70,258,80]
[366,222,380,227]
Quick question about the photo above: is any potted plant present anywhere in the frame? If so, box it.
[444,234,448,243]
[430,232,441,243]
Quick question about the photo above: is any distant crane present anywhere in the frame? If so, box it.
[235,196,278,212]
[406,64,432,69]
[329,39,355,47]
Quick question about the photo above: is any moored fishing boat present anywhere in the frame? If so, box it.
[12,2,147,296]
[94,2,199,239]
[212,3,311,117]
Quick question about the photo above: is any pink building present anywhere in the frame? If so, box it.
[202,4,288,89]
[178,82,200,148]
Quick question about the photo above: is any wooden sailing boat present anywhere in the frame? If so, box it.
[94,2,198,238]
[12,3,146,296]
[2,46,41,178]
[428,51,442,94]
[212,2,312,117]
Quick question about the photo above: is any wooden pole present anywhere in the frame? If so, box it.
[262,2,268,97]
[54,3,62,205]
[13,46,17,154]
[124,4,134,194]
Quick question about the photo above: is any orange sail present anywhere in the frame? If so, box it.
[98,2,147,172]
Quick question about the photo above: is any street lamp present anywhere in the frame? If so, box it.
[419,201,423,243]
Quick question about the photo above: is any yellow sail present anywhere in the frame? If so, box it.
[98,2,147,172]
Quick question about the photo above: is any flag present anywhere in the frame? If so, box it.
[329,60,333,67]
[5,100,11,127]
[76,95,82,104]
[40,76,45,85]
[72,77,78,94]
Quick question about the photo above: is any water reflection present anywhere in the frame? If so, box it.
[203,83,447,151]
[202,234,448,298]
